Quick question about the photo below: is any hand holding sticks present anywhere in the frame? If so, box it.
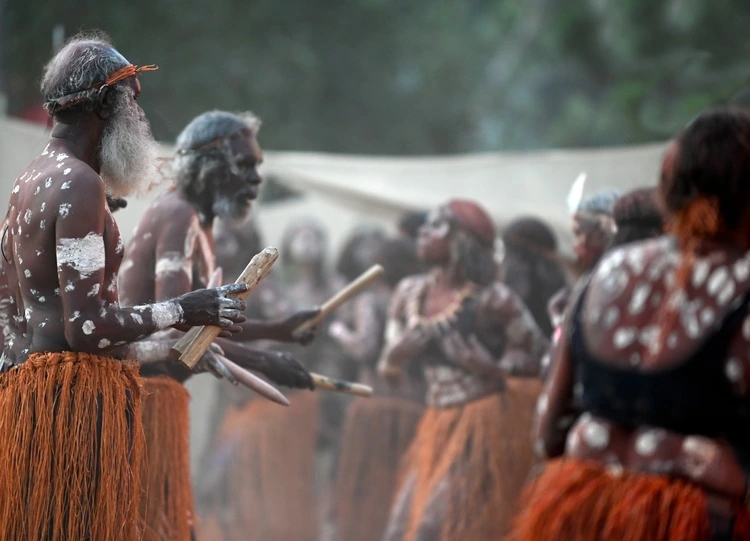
[293,265,385,337]
[171,249,378,402]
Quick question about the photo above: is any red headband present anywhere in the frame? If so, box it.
[44,63,158,114]
[447,199,496,248]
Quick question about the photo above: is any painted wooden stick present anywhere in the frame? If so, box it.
[217,353,290,407]
[310,372,373,397]
[172,247,279,368]
[294,264,385,337]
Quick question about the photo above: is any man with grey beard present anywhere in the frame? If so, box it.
[0,35,250,539]
[118,110,319,540]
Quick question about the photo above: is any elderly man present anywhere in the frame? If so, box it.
[0,34,248,540]
[118,110,319,540]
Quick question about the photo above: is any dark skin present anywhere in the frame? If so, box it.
[2,75,247,364]
[379,206,547,386]
[536,228,750,504]
[547,214,612,334]
[118,130,315,388]
[572,214,611,273]
[379,205,548,541]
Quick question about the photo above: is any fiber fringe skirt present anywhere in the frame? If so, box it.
[510,458,750,541]
[140,375,194,541]
[0,352,144,541]
[386,376,541,541]
[197,391,320,541]
[334,395,423,541]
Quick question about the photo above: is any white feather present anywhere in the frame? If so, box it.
[567,172,587,214]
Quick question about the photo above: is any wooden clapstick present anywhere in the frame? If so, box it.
[172,247,279,368]
[294,264,385,337]
[310,373,373,398]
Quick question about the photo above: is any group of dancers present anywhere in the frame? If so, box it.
[0,31,748,541]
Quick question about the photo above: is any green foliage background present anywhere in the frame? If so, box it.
[4,0,750,154]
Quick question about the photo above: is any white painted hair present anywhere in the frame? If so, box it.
[41,32,127,112]
[171,110,261,194]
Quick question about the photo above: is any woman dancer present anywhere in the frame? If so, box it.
[513,109,750,540]
[379,199,549,540]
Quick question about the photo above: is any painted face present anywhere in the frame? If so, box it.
[417,207,452,264]
[572,215,610,271]
[211,134,264,222]
[288,225,325,264]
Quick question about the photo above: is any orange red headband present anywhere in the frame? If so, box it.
[44,63,158,114]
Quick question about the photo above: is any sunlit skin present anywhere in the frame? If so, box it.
[1,72,247,366]
[118,129,315,388]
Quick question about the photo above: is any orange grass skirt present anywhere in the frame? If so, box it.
[334,395,424,541]
[510,458,750,541]
[197,391,320,541]
[0,352,144,540]
[393,376,541,541]
[140,376,194,541]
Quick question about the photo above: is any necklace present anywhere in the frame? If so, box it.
[405,274,475,340]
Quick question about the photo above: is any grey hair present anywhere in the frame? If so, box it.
[172,110,261,195]
[576,190,620,216]
[40,32,129,116]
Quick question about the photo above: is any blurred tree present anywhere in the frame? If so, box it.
[3,0,750,154]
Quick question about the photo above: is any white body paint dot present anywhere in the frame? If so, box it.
[635,430,665,456]
[582,419,611,450]
[98,339,111,349]
[613,327,637,349]
[82,320,96,335]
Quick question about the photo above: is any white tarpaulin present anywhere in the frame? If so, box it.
[264,144,666,248]
[2,116,667,250]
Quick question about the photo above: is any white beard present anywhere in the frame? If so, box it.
[99,94,158,198]
[211,193,252,223]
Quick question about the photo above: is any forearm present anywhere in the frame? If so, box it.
[233,319,286,342]
[214,337,268,372]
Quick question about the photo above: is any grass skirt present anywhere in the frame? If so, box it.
[334,395,423,541]
[0,352,144,540]
[140,375,194,541]
[197,391,320,541]
[393,376,541,541]
[511,458,750,541]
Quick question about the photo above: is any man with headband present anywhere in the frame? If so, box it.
[118,110,320,540]
[0,34,248,539]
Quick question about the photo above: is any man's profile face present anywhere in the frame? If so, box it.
[211,133,263,222]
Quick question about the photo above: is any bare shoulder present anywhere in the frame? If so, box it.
[51,160,105,202]
[144,192,197,229]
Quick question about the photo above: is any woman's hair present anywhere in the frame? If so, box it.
[501,217,568,335]
[440,201,497,287]
[610,188,665,248]
[653,109,750,355]
[660,108,750,244]
[335,225,387,282]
